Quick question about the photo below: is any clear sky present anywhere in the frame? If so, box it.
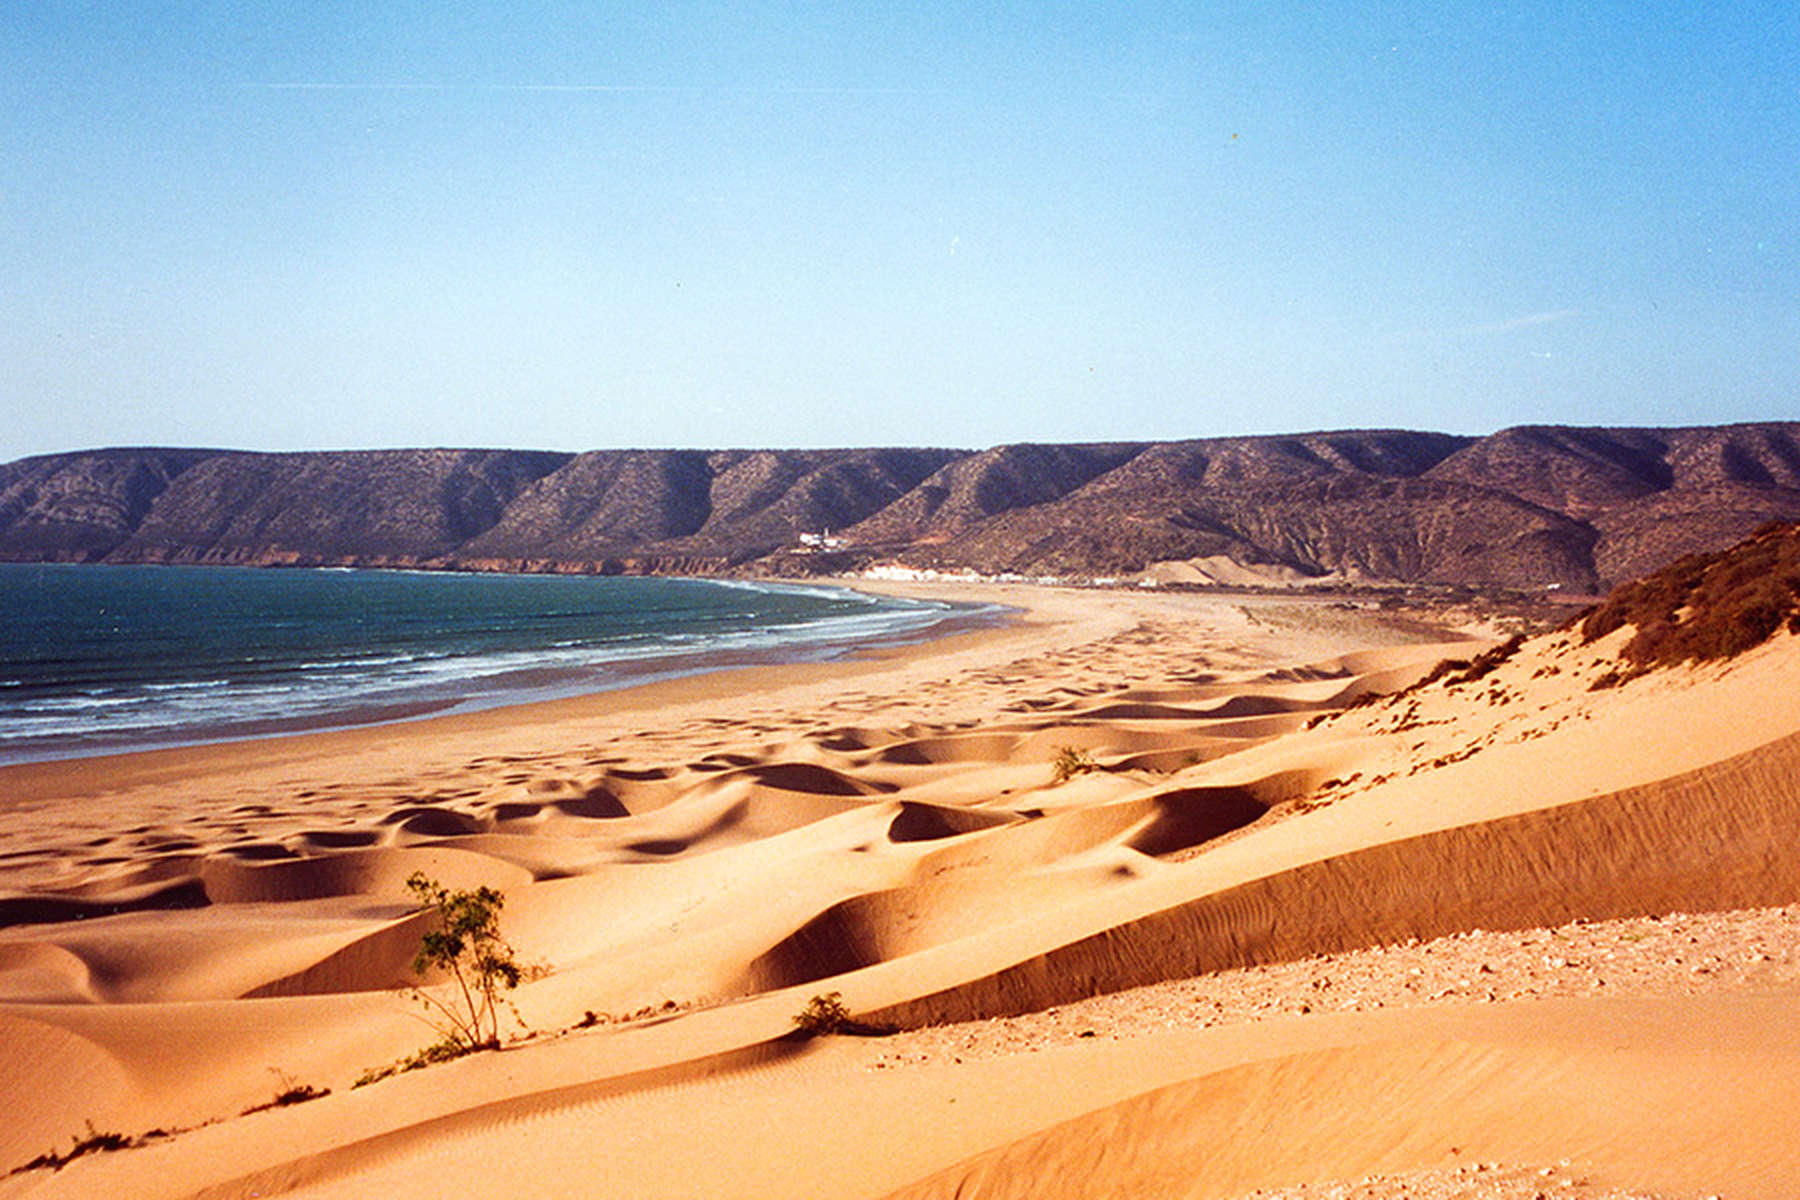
[3,2,1795,461]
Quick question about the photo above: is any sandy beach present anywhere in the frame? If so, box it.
[3,579,1798,1199]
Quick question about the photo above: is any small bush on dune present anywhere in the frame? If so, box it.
[791,991,893,1038]
[1447,634,1525,685]
[793,991,854,1035]
[11,1122,142,1175]
[404,871,523,1053]
[1051,746,1097,784]
[1407,656,1471,693]
[356,873,524,1088]
[241,1068,330,1114]
[353,1037,472,1089]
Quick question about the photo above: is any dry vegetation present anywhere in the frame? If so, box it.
[1579,520,1800,671]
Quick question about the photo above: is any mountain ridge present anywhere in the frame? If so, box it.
[4,423,1799,589]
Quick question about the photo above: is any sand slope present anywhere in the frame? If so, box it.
[2,584,1797,1198]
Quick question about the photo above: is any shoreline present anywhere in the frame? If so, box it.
[0,581,1456,850]
[0,574,1008,770]
[0,579,1071,805]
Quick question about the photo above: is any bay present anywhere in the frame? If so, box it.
[0,564,973,764]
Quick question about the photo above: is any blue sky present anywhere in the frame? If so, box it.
[3,2,1795,460]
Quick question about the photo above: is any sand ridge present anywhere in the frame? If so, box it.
[1,582,1797,1198]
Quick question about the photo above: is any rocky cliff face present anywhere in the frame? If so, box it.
[3,424,1798,589]
[101,449,574,567]
[0,448,219,562]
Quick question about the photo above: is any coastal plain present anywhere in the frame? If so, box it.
[2,577,1799,1199]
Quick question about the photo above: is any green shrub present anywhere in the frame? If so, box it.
[404,871,522,1052]
[793,991,853,1036]
[353,1037,472,1089]
[1051,746,1097,784]
[350,875,525,1089]
[790,991,892,1038]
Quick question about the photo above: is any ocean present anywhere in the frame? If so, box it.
[0,564,978,764]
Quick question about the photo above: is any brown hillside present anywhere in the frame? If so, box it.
[457,450,715,561]
[0,448,219,561]
[845,442,1147,545]
[111,449,571,567]
[3,423,1798,587]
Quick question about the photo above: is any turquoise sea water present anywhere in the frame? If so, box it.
[0,564,975,764]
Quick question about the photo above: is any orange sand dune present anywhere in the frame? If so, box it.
[1,582,1796,1199]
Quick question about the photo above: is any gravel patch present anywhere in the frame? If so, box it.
[864,907,1798,1198]
[870,905,1800,1064]
[1235,1159,1711,1199]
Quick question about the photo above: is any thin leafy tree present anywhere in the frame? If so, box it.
[405,871,523,1051]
